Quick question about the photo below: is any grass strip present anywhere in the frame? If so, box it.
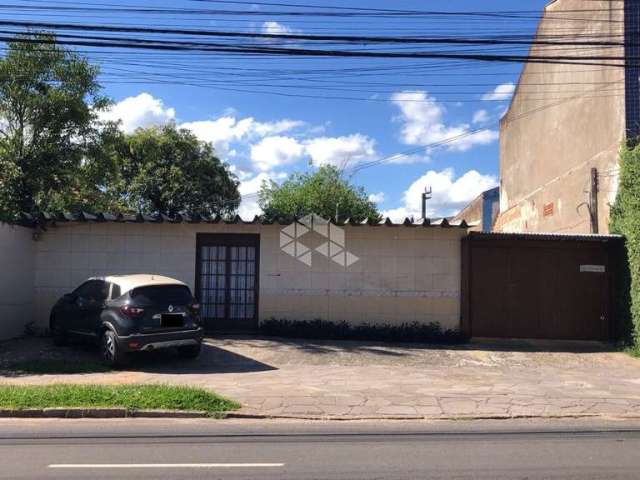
[0,384,240,415]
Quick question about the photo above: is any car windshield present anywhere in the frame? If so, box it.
[130,285,192,305]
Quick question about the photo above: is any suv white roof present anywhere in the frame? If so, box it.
[91,274,188,296]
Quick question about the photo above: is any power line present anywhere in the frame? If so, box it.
[3,2,626,20]
[0,19,631,47]
[0,34,631,68]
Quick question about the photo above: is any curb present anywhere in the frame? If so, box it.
[0,408,212,419]
[225,412,611,421]
[2,408,640,421]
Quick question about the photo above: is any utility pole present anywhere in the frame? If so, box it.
[590,168,599,234]
[421,187,432,220]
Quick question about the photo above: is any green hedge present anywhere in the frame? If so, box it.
[610,142,640,346]
[259,318,467,344]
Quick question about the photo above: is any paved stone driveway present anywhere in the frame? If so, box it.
[2,336,640,419]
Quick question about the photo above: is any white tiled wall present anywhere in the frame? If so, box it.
[32,222,465,332]
[0,223,34,340]
[259,225,464,330]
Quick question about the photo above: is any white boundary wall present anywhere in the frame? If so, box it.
[31,222,465,333]
[0,223,34,340]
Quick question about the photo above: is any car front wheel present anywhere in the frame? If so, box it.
[51,317,67,346]
[101,330,125,367]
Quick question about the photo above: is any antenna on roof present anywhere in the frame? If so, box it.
[421,187,432,220]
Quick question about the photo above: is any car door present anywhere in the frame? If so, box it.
[62,281,94,334]
[76,280,109,336]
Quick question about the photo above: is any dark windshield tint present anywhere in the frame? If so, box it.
[130,285,192,305]
[75,280,109,302]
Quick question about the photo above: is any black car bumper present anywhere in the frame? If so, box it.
[116,328,204,352]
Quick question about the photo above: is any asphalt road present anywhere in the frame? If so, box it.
[1,418,640,479]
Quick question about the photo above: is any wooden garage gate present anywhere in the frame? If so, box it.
[461,232,622,341]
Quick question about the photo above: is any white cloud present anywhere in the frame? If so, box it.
[237,173,268,219]
[180,117,303,155]
[238,172,269,198]
[180,117,253,152]
[252,119,305,136]
[250,136,305,171]
[391,91,497,152]
[236,171,287,219]
[383,168,498,220]
[472,109,489,124]
[380,207,413,222]
[101,95,304,155]
[368,192,385,204]
[261,21,295,35]
[304,134,377,168]
[102,92,381,174]
[482,82,516,101]
[247,132,378,171]
[99,93,175,133]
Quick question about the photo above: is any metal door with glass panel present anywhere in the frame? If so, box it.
[195,234,259,331]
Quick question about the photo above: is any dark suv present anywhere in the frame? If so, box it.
[49,275,204,366]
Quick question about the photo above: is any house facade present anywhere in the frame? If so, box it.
[0,216,467,340]
[0,214,623,343]
[494,0,638,234]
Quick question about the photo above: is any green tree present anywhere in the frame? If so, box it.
[113,124,240,217]
[259,165,380,222]
[610,142,640,346]
[0,34,111,221]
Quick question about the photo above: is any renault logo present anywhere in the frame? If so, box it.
[168,305,174,313]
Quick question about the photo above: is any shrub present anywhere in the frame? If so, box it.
[259,318,467,344]
[610,142,640,346]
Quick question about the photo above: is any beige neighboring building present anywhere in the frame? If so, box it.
[0,215,468,340]
[495,0,637,234]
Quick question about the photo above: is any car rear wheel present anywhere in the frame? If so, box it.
[101,330,125,367]
[178,343,201,359]
[51,317,67,346]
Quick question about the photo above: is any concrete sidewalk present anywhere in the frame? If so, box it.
[2,336,640,420]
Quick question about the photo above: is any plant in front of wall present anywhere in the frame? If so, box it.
[259,318,467,344]
[610,141,640,350]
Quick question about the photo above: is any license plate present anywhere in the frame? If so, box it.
[161,314,184,328]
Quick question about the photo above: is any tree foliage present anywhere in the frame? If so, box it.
[0,34,240,220]
[258,165,380,222]
[0,34,109,221]
[112,124,240,217]
[610,142,640,346]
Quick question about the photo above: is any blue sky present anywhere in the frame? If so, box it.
[12,0,551,219]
